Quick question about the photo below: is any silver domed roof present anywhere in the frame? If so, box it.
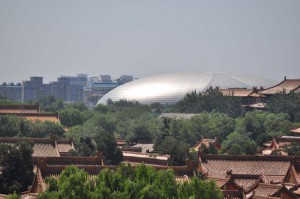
[98,72,278,105]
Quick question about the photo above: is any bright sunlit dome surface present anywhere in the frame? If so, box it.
[98,72,278,105]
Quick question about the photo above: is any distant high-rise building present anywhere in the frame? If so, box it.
[22,76,45,102]
[21,74,87,102]
[84,74,133,106]
[54,75,85,102]
[100,75,112,83]
[116,75,133,85]
[0,83,22,102]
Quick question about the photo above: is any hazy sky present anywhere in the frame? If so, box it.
[0,1,299,83]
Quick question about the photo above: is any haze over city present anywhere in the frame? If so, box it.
[0,0,299,83]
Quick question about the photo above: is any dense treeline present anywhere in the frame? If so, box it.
[0,142,34,194]
[38,164,223,199]
[0,115,65,137]
[266,91,300,122]
[175,88,243,118]
[1,90,299,159]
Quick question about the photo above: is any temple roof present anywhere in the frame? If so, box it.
[199,154,293,183]
[159,113,198,120]
[0,137,75,158]
[123,151,169,166]
[193,137,221,152]
[252,183,297,198]
[0,104,60,123]
[0,112,60,123]
[259,78,300,95]
[0,104,40,114]
[262,136,300,156]
[290,128,300,134]
[219,88,262,97]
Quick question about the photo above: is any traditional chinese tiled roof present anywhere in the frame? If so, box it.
[23,113,60,123]
[116,139,125,147]
[32,143,58,157]
[262,136,300,156]
[123,151,169,166]
[227,174,263,192]
[259,78,300,95]
[220,88,257,97]
[0,104,60,123]
[159,113,198,120]
[251,183,298,198]
[34,153,104,166]
[193,137,221,152]
[122,146,143,152]
[207,170,299,198]
[290,128,300,134]
[0,137,75,158]
[0,104,40,114]
[199,154,292,184]
[0,112,60,123]
[242,102,266,109]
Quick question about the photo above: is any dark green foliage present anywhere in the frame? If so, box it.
[189,113,235,142]
[200,143,218,154]
[94,128,123,165]
[222,132,257,155]
[24,120,65,138]
[107,99,143,108]
[59,108,83,127]
[178,177,223,199]
[0,142,34,194]
[0,97,18,104]
[65,102,88,112]
[67,116,121,163]
[4,193,21,199]
[38,166,91,199]
[76,137,96,156]
[125,114,162,144]
[235,111,291,145]
[87,95,99,105]
[161,112,235,147]
[155,136,190,166]
[266,91,300,122]
[38,164,223,199]
[0,115,65,137]
[37,96,64,113]
[285,142,300,156]
[175,88,243,118]
[94,104,109,113]
[0,115,21,137]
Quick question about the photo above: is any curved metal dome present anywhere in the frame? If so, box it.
[98,72,278,105]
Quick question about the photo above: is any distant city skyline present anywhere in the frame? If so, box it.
[1,1,299,83]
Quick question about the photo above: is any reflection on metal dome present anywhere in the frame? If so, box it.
[97,72,278,105]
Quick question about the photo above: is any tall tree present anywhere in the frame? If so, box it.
[0,142,34,194]
[175,88,243,118]
[266,91,300,122]
[59,108,83,127]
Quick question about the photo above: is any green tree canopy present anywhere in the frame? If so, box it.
[0,142,34,194]
[221,132,257,155]
[59,108,84,127]
[38,164,223,199]
[266,91,300,122]
[175,88,243,118]
[37,96,64,113]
